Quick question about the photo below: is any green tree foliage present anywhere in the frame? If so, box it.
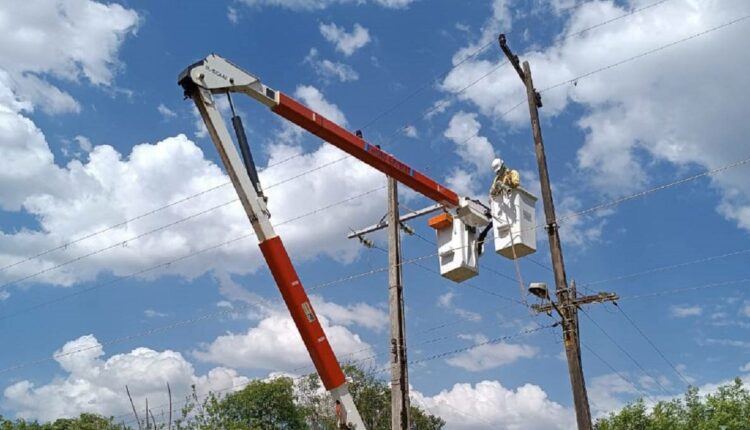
[595,378,750,430]
[0,364,444,430]
[175,364,443,430]
[0,413,126,430]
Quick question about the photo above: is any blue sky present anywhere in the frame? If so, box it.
[0,0,749,428]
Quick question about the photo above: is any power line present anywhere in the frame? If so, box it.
[581,246,750,288]
[0,153,303,275]
[372,241,524,306]
[557,0,673,42]
[620,277,750,301]
[612,302,691,388]
[581,341,656,404]
[541,12,750,93]
[0,155,355,292]
[0,187,386,322]
[358,39,498,132]
[558,156,750,226]
[119,323,552,425]
[579,308,671,396]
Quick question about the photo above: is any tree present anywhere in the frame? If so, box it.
[595,378,750,430]
[175,378,307,430]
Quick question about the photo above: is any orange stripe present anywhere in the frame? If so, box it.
[259,236,346,390]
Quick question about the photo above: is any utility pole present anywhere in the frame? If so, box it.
[387,177,410,430]
[498,34,617,430]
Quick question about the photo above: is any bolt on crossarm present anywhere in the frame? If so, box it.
[498,33,594,430]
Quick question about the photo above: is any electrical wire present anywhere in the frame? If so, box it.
[581,246,750,288]
[620,277,750,301]
[581,341,656,404]
[579,308,671,396]
[0,153,302,276]
[118,323,553,425]
[612,302,691,388]
[0,154,354,292]
[358,38,498,132]
[0,187,385,322]
[556,0,673,42]
[541,12,750,94]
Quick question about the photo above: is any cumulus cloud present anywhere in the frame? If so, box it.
[443,111,497,196]
[319,22,371,56]
[412,380,574,430]
[305,48,359,83]
[445,339,538,371]
[0,0,139,86]
[441,0,750,232]
[1,80,389,289]
[3,335,249,421]
[294,85,349,125]
[192,296,380,371]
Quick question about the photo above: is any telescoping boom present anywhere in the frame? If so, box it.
[179,54,536,429]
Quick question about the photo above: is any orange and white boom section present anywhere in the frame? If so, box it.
[178,54,537,428]
[179,55,366,430]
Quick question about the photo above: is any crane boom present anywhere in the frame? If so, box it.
[178,54,491,430]
[272,93,460,207]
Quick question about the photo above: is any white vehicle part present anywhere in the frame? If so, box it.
[492,187,537,259]
[456,197,490,228]
[432,215,479,283]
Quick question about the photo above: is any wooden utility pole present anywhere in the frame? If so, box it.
[499,34,601,430]
[387,177,410,430]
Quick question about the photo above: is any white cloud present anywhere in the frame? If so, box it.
[437,291,454,308]
[444,111,496,172]
[372,0,416,8]
[442,111,497,196]
[310,295,388,332]
[741,362,750,372]
[238,0,415,11]
[412,380,574,430]
[0,80,390,289]
[588,372,642,417]
[0,132,386,287]
[193,304,376,371]
[305,48,359,82]
[74,135,93,153]
[0,291,8,301]
[319,22,371,57]
[227,6,240,23]
[445,168,475,198]
[294,84,348,126]
[703,338,750,348]
[157,103,177,120]
[450,0,513,67]
[670,305,702,318]
[445,340,538,371]
[441,0,750,232]
[3,335,249,421]
[403,125,418,138]
[0,0,139,86]
[437,292,481,322]
[0,0,138,213]
[144,309,168,318]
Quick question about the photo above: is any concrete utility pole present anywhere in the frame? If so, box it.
[387,177,410,430]
[498,34,617,430]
